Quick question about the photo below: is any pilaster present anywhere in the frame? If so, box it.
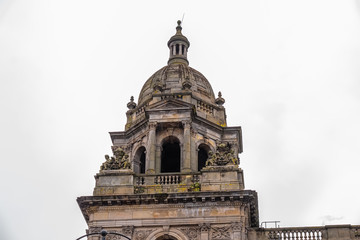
[147,122,157,174]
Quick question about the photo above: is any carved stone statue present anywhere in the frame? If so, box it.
[119,154,131,169]
[205,142,239,166]
[100,147,131,170]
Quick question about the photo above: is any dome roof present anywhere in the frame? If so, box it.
[138,64,215,106]
[167,20,190,47]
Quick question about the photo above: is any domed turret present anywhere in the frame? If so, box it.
[127,21,228,130]
[167,20,190,65]
[137,21,216,107]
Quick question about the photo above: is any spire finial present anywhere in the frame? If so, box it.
[127,96,137,110]
[215,91,225,106]
[176,20,182,34]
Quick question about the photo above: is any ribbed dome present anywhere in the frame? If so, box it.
[138,63,215,106]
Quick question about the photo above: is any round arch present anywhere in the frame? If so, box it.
[133,146,146,174]
[146,228,189,240]
[161,136,181,173]
[197,143,211,171]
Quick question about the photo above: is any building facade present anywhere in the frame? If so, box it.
[77,21,359,240]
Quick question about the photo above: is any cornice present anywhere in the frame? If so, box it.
[77,190,258,223]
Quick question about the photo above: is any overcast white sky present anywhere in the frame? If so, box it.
[0,1,360,240]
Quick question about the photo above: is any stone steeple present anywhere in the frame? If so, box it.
[77,21,259,240]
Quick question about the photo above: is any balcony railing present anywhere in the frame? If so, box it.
[135,172,201,186]
[265,227,324,240]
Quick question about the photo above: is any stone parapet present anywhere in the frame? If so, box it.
[201,166,245,191]
[93,169,135,195]
[250,224,360,240]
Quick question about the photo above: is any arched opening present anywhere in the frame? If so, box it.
[176,44,179,55]
[134,146,146,174]
[161,136,181,173]
[181,45,185,55]
[198,144,210,171]
[156,236,178,240]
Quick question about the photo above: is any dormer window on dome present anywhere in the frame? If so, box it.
[167,20,190,66]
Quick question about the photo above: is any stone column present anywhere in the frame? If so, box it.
[190,132,198,172]
[155,144,161,173]
[146,122,157,174]
[182,121,191,172]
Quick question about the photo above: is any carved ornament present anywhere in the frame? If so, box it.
[199,223,211,233]
[179,226,199,240]
[205,142,239,166]
[88,227,102,234]
[211,225,231,240]
[134,229,154,240]
[100,147,131,170]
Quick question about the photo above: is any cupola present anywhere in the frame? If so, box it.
[167,20,190,65]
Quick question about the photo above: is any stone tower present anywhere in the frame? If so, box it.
[78,21,259,240]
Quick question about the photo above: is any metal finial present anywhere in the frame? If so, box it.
[177,20,181,26]
[130,96,134,102]
[218,91,222,98]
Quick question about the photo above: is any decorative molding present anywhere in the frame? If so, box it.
[199,223,211,233]
[179,226,199,240]
[122,225,134,236]
[87,200,246,212]
[182,120,191,128]
[211,225,231,240]
[149,122,157,130]
[88,226,102,234]
[134,229,155,240]
[231,222,242,232]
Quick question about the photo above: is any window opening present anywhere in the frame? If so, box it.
[134,147,146,174]
[161,137,180,173]
[198,144,210,171]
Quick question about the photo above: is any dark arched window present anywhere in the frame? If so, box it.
[161,136,180,173]
[176,44,180,55]
[134,147,146,174]
[198,144,210,171]
[156,236,178,240]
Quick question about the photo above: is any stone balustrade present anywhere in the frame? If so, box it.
[135,173,200,186]
[197,100,214,114]
[94,167,243,195]
[250,225,360,240]
[266,227,323,240]
[133,173,201,194]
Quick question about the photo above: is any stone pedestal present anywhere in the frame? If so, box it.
[201,165,245,191]
[93,169,134,195]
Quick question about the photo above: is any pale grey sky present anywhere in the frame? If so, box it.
[0,1,360,240]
